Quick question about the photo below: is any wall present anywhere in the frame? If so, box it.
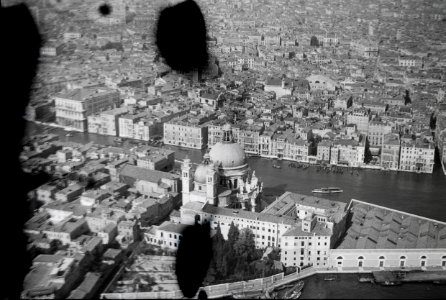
[328,248,446,269]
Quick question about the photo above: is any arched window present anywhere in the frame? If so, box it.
[358,256,364,267]
[400,256,406,267]
[379,256,385,268]
[420,256,427,267]
[336,256,343,267]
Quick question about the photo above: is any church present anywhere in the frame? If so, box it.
[181,123,263,211]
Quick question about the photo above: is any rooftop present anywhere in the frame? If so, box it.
[337,199,446,250]
[158,221,190,234]
[199,202,297,225]
[119,164,179,182]
[263,192,347,223]
[56,88,116,102]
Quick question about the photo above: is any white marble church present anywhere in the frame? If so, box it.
[181,123,263,211]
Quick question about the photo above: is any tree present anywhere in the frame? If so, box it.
[227,222,240,248]
[234,228,256,261]
[430,112,437,130]
[347,96,353,108]
[310,36,319,47]
[212,224,226,278]
[404,89,412,105]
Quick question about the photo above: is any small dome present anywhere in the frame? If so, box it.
[194,164,208,183]
[209,142,247,168]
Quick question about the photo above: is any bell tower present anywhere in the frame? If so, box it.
[206,161,218,206]
[181,157,193,205]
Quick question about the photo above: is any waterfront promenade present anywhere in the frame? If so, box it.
[99,266,446,299]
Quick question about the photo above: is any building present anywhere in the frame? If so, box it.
[368,121,393,147]
[347,110,370,135]
[275,193,348,268]
[330,139,365,167]
[270,131,310,162]
[36,184,59,203]
[144,221,190,250]
[40,43,65,57]
[55,88,120,132]
[179,200,295,249]
[264,77,293,99]
[381,133,400,171]
[398,56,423,68]
[208,122,264,155]
[88,107,129,136]
[330,199,446,270]
[182,124,263,211]
[317,140,332,162]
[134,146,175,172]
[119,164,180,195]
[55,184,85,203]
[164,116,209,149]
[306,74,339,92]
[22,254,84,299]
[350,40,379,58]
[118,112,162,142]
[399,139,435,173]
[199,90,225,110]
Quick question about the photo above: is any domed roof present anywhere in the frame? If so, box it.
[209,142,247,169]
[194,164,209,184]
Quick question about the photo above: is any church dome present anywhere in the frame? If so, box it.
[209,142,247,169]
[209,123,247,169]
[194,164,208,184]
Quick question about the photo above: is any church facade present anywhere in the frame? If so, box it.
[181,124,263,211]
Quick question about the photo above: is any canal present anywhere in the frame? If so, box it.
[27,122,446,222]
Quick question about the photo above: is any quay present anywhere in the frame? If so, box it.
[373,269,446,285]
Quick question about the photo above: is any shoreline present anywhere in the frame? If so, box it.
[26,120,446,176]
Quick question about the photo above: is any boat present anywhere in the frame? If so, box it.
[381,280,402,286]
[272,164,282,169]
[312,187,343,194]
[324,274,337,281]
[114,137,123,143]
[284,281,304,298]
[289,291,302,299]
[433,280,446,285]
[65,133,73,137]
[358,275,375,283]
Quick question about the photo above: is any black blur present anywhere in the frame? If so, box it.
[1,1,213,299]
[2,3,42,300]
[155,0,209,73]
[175,221,213,298]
